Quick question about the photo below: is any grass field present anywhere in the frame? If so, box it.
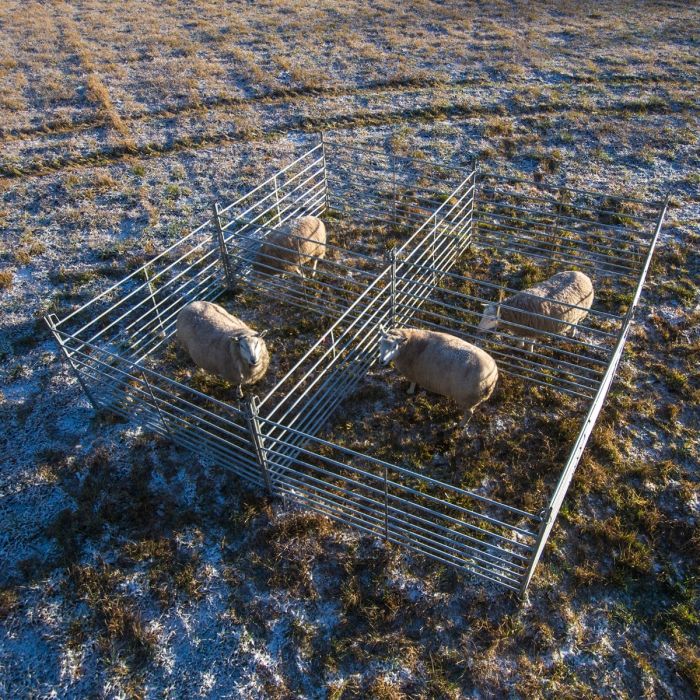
[1,1,698,697]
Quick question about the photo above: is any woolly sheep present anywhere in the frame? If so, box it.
[378,327,498,429]
[252,215,326,278]
[478,270,594,352]
[177,301,269,397]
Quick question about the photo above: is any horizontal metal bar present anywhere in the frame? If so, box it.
[404,303,605,387]
[328,140,476,175]
[262,437,536,543]
[396,269,616,343]
[262,291,393,425]
[53,219,215,328]
[478,185,655,239]
[75,244,220,343]
[225,163,325,227]
[54,328,248,422]
[230,184,327,238]
[476,206,644,263]
[400,311,598,397]
[475,230,636,281]
[131,284,224,364]
[479,170,664,208]
[273,478,523,587]
[115,261,220,344]
[257,266,391,407]
[395,290,609,373]
[67,354,255,450]
[397,180,477,257]
[403,260,624,322]
[218,143,323,216]
[476,212,640,270]
[258,411,541,523]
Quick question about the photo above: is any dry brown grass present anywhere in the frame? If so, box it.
[0,268,13,290]
[54,1,135,149]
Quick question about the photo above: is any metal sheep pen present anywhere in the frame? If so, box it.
[47,137,667,594]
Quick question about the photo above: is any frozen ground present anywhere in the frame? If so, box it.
[0,1,698,698]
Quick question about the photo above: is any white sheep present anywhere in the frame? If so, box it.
[252,215,326,278]
[478,270,594,352]
[176,301,269,397]
[378,327,498,429]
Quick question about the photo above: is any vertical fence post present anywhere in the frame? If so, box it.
[320,131,330,213]
[431,221,437,287]
[45,314,99,410]
[330,328,337,361]
[212,202,234,290]
[392,156,398,229]
[469,158,478,246]
[519,504,554,596]
[273,174,282,226]
[383,463,389,541]
[548,187,566,259]
[389,247,397,328]
[140,370,172,437]
[245,395,274,495]
[143,266,165,336]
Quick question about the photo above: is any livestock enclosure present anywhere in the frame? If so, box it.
[47,138,667,593]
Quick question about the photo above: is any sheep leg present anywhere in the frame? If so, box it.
[569,326,578,339]
[236,385,244,399]
[458,408,475,432]
[527,341,535,353]
[311,257,319,279]
[295,264,311,304]
[406,382,416,395]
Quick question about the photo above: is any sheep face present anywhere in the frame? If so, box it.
[478,303,500,332]
[232,333,267,368]
[378,330,407,365]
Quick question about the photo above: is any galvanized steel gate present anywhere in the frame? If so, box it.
[48,138,667,593]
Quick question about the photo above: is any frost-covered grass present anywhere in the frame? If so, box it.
[1,1,699,698]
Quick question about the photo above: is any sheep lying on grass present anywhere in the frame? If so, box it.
[378,327,498,429]
[177,301,269,397]
[252,215,326,278]
[478,270,594,352]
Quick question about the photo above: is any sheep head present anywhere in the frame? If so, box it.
[231,331,268,368]
[378,328,407,365]
[478,302,501,332]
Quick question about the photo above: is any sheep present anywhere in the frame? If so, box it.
[478,270,594,353]
[251,215,326,278]
[378,327,498,429]
[176,301,269,397]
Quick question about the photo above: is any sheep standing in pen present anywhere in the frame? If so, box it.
[177,301,269,397]
[251,215,326,278]
[478,270,594,352]
[378,327,498,430]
